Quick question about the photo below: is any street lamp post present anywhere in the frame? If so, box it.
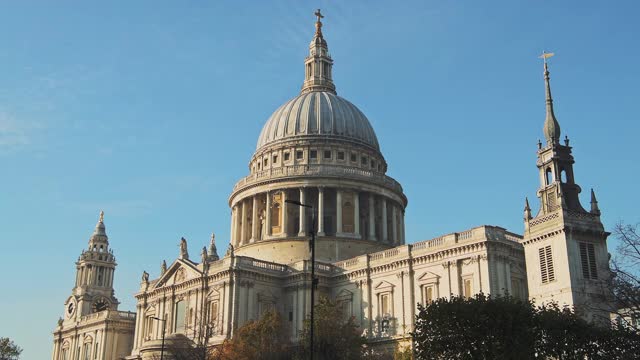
[285,198,316,360]
[151,316,167,360]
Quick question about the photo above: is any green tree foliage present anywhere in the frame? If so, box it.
[413,294,640,360]
[213,309,290,360]
[0,338,22,360]
[297,297,366,360]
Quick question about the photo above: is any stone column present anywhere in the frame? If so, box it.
[265,192,272,237]
[281,191,288,236]
[317,187,325,236]
[240,200,247,245]
[400,210,405,244]
[336,190,343,235]
[250,196,258,243]
[354,191,360,238]
[368,194,376,241]
[298,188,307,236]
[230,206,235,248]
[392,205,398,244]
[381,198,388,243]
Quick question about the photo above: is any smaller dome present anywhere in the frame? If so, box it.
[256,91,380,151]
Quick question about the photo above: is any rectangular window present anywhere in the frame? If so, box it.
[339,300,352,319]
[284,152,290,161]
[539,245,555,283]
[296,150,304,160]
[337,151,345,160]
[361,156,368,165]
[83,344,91,360]
[579,242,598,279]
[463,279,472,299]
[174,301,186,332]
[272,155,278,164]
[209,301,218,323]
[380,293,390,316]
[324,150,332,159]
[350,153,357,162]
[371,159,375,168]
[424,286,434,304]
[310,150,317,159]
[264,158,268,167]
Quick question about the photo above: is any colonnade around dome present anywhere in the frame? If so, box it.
[230,186,405,263]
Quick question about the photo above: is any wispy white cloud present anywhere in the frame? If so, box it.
[0,110,41,152]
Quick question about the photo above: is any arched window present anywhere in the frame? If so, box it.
[174,300,186,332]
[545,168,553,185]
[560,168,567,183]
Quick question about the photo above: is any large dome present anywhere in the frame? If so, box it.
[228,12,406,265]
[256,91,380,151]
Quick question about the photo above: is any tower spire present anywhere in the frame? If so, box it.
[524,197,532,221]
[540,51,561,145]
[301,9,336,95]
[590,188,601,215]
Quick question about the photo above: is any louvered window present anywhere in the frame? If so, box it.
[539,245,555,283]
[579,242,598,279]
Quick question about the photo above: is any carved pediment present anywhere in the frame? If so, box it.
[207,288,221,301]
[374,280,395,292]
[144,305,156,315]
[336,289,353,301]
[152,259,202,289]
[257,290,277,303]
[417,271,441,283]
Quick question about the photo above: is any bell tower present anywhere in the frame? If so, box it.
[53,211,134,360]
[64,211,120,321]
[522,53,612,322]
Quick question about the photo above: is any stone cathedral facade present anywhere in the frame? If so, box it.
[52,13,614,360]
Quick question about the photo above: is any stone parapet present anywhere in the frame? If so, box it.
[231,163,403,195]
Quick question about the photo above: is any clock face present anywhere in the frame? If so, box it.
[66,301,76,318]
[92,298,109,313]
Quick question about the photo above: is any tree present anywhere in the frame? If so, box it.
[297,297,366,360]
[0,337,22,360]
[413,294,537,360]
[608,222,640,331]
[412,294,640,360]
[213,309,290,360]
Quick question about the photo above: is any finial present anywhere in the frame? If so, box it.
[564,135,570,146]
[524,197,532,221]
[539,51,561,145]
[160,260,167,275]
[537,139,542,150]
[590,188,601,215]
[99,210,104,223]
[208,232,219,261]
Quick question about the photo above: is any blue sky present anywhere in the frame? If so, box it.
[1,1,638,359]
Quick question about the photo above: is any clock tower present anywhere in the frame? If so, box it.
[65,211,120,320]
[52,212,135,360]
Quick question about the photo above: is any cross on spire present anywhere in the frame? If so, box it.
[315,9,324,22]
